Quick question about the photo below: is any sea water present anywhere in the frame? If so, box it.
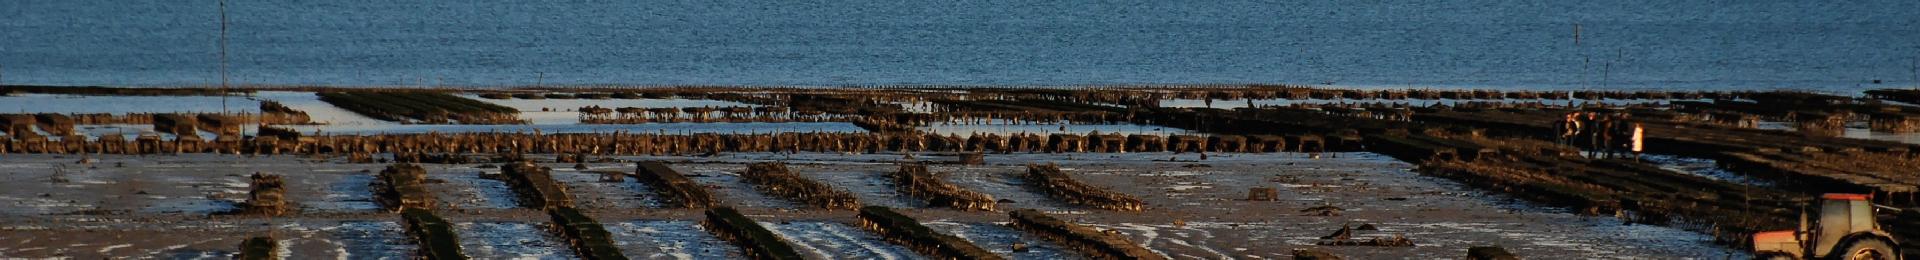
[1,0,1917,93]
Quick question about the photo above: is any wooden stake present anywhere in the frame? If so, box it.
[219,0,230,114]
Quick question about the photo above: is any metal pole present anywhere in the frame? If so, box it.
[1573,22,1586,92]
[1602,62,1610,90]
[219,0,230,114]
[1572,23,1582,47]
[1582,57,1590,91]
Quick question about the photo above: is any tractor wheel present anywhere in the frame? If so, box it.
[1830,238,1895,260]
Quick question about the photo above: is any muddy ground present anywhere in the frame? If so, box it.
[0,152,1742,259]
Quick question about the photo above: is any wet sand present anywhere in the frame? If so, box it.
[0,152,1741,259]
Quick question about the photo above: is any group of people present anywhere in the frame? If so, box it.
[1555,110,1644,159]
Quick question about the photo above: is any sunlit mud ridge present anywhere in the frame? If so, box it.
[577,106,847,124]
[741,162,862,210]
[401,208,470,259]
[1008,209,1166,260]
[889,163,997,211]
[1467,246,1521,260]
[497,161,576,209]
[256,100,314,123]
[855,206,1003,260]
[701,206,805,260]
[317,91,524,124]
[234,172,288,216]
[633,161,720,208]
[548,207,628,259]
[236,236,276,260]
[375,164,437,211]
[1024,163,1146,212]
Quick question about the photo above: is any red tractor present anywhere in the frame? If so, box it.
[1753,193,1903,260]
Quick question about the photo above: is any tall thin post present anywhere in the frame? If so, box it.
[1573,22,1586,92]
[1572,23,1582,47]
[219,0,230,114]
[1602,62,1611,90]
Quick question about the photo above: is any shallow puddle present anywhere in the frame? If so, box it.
[1638,154,1775,187]
[790,166,920,208]
[935,167,1073,212]
[685,165,800,209]
[305,174,383,212]
[607,220,741,260]
[456,222,577,259]
[294,221,414,259]
[921,221,1076,260]
[432,171,521,209]
[761,221,923,260]
[549,168,665,209]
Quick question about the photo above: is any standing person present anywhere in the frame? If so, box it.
[1612,113,1629,158]
[1567,112,1583,145]
[1587,113,1607,158]
[1612,113,1636,159]
[1605,113,1621,158]
[1553,113,1567,144]
[1629,122,1645,160]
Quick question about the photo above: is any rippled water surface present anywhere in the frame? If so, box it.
[3,1,1917,92]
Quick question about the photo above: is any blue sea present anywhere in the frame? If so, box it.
[2,0,1917,93]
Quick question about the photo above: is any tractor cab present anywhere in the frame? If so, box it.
[1753,193,1902,259]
